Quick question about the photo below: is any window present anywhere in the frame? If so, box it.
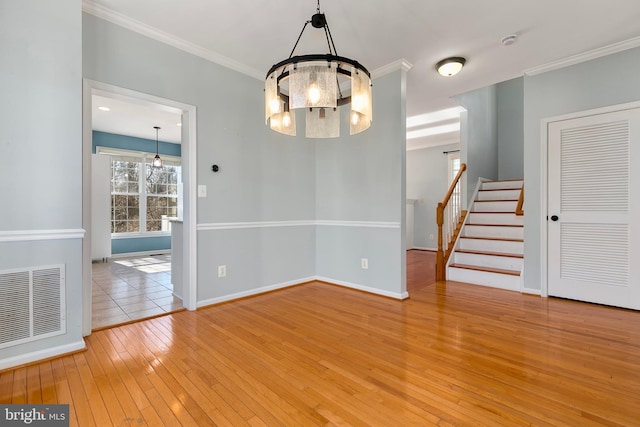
[145,163,179,232]
[100,148,181,236]
[449,152,461,184]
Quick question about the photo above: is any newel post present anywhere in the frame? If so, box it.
[436,202,445,281]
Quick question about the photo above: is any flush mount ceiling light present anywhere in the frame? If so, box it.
[436,57,466,77]
[152,126,163,168]
[265,0,372,138]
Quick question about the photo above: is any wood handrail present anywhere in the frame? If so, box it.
[436,163,467,281]
[515,186,524,216]
[441,163,467,208]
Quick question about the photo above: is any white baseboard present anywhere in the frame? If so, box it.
[0,340,86,371]
[109,249,171,259]
[197,275,409,308]
[410,246,437,251]
[197,277,316,308]
[523,287,542,296]
[315,276,409,300]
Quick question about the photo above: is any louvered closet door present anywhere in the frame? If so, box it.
[548,107,640,310]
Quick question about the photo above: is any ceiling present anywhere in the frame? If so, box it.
[92,95,183,143]
[85,0,640,149]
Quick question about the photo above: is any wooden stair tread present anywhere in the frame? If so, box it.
[460,236,523,242]
[456,249,523,258]
[449,263,521,276]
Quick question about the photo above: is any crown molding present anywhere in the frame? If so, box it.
[372,59,413,79]
[525,36,640,76]
[82,0,264,80]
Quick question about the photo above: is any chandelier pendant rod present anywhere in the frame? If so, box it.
[287,20,311,60]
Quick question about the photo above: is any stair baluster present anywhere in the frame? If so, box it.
[436,163,467,281]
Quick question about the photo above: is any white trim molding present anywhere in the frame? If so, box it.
[316,276,409,300]
[197,220,315,231]
[197,220,401,231]
[197,277,315,308]
[316,220,401,229]
[372,59,413,79]
[0,229,85,243]
[525,36,640,76]
[197,276,408,309]
[109,249,171,259]
[82,0,264,80]
[0,340,86,371]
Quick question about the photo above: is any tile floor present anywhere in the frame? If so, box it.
[91,254,183,329]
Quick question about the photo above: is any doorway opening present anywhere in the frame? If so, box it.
[82,80,198,334]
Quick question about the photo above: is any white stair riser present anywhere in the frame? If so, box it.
[472,201,518,212]
[448,267,521,291]
[454,252,523,271]
[463,225,523,240]
[459,238,523,255]
[480,180,523,191]
[476,189,522,201]
[468,213,523,226]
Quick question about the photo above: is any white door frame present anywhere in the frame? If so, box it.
[82,79,198,335]
[538,100,640,298]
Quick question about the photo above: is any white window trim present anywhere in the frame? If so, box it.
[96,146,181,238]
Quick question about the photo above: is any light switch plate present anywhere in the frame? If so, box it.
[197,185,207,198]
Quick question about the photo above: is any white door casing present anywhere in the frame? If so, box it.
[547,107,640,309]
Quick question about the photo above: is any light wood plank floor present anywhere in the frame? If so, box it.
[2,250,640,426]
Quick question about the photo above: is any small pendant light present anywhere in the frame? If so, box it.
[152,126,163,168]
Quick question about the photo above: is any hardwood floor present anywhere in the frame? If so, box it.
[2,250,640,426]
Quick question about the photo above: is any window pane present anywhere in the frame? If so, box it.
[127,221,140,232]
[147,220,161,232]
[114,221,127,233]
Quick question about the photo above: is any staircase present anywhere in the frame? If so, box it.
[448,179,523,291]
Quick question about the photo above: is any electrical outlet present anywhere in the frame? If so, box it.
[429,234,434,240]
[217,265,226,278]
[361,258,368,269]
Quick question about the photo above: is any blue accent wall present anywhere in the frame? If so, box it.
[92,130,181,156]
[112,236,171,255]
[93,130,181,255]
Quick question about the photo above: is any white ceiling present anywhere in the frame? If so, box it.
[85,0,640,149]
[92,95,183,143]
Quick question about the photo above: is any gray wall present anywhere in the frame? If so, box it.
[83,14,407,303]
[455,85,499,203]
[497,77,524,180]
[523,47,640,291]
[406,143,460,249]
[316,70,408,297]
[0,0,84,361]
[83,13,317,303]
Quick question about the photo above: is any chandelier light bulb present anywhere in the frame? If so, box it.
[351,112,360,125]
[269,99,281,114]
[308,84,321,104]
[282,112,292,127]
